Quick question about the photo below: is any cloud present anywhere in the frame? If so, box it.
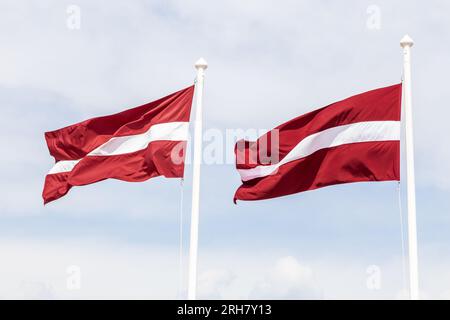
[19,281,56,300]
[0,237,181,299]
[198,269,236,299]
[249,256,322,299]
[0,237,449,299]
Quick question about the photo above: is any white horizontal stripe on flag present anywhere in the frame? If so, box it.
[89,121,189,156]
[238,120,400,182]
[48,160,80,174]
[48,121,189,174]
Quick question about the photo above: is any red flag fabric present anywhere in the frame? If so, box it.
[43,86,194,204]
[234,84,402,202]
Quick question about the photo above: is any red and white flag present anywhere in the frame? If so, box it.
[234,84,402,202]
[43,86,194,204]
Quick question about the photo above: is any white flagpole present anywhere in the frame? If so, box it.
[400,35,419,300]
[187,57,208,300]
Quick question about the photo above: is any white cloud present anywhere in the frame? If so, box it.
[18,281,56,300]
[198,269,236,299]
[249,256,322,299]
[0,237,181,299]
[0,237,449,299]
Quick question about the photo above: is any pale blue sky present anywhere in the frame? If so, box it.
[0,0,449,299]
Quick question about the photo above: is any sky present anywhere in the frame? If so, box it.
[0,0,450,299]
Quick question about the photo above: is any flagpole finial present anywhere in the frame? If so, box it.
[400,35,414,48]
[195,57,208,70]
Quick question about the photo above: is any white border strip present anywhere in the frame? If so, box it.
[238,121,400,182]
[48,121,189,174]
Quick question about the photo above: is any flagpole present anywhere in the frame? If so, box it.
[187,57,208,300]
[400,35,419,300]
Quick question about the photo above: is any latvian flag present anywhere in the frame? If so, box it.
[43,86,194,204]
[234,84,402,202]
